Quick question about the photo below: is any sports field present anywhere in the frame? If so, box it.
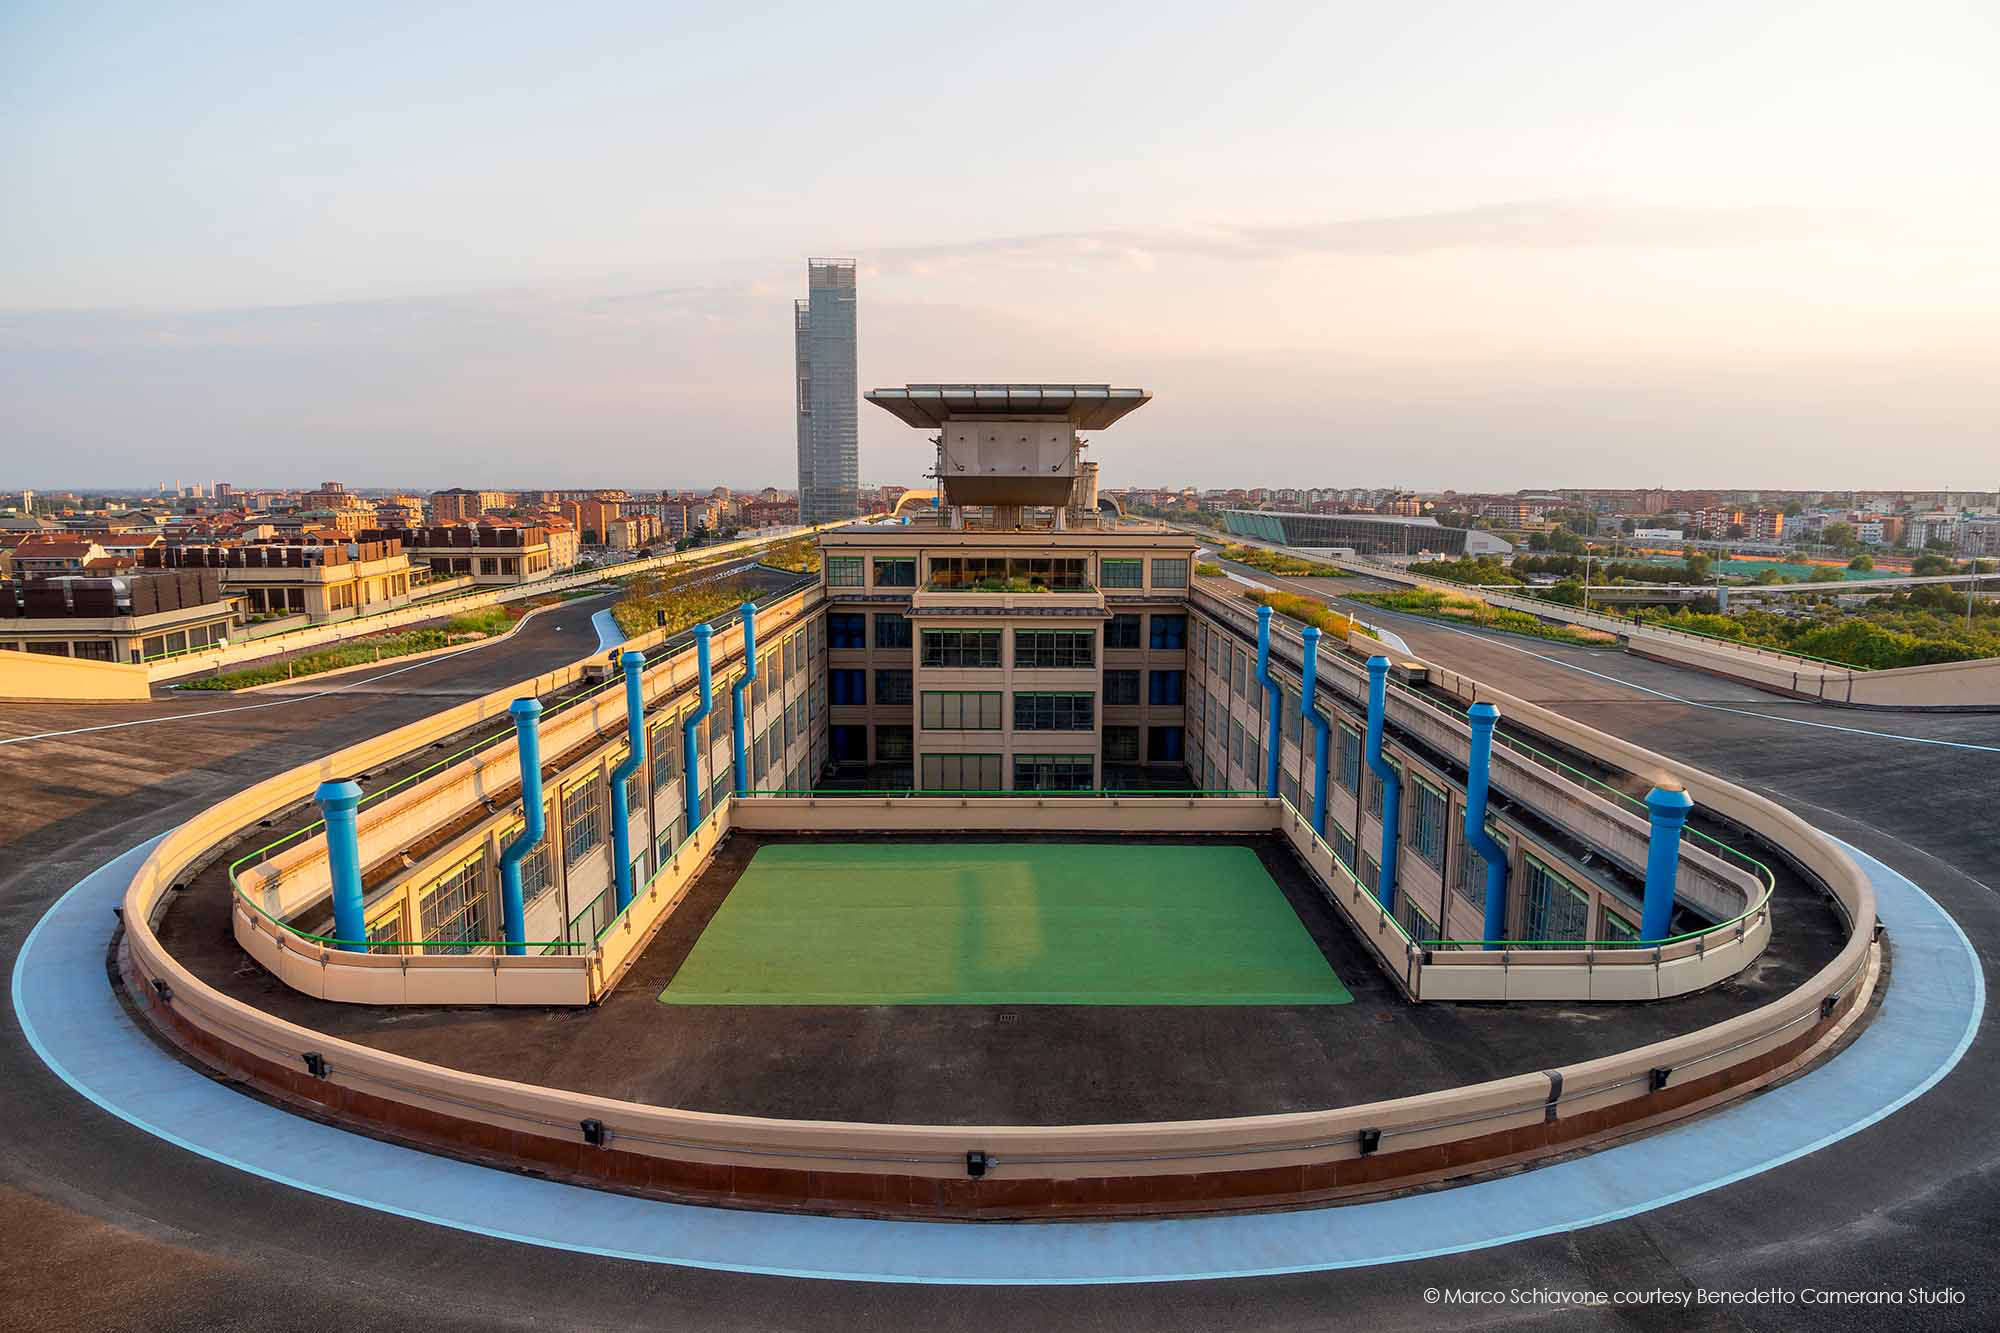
[659,842,1353,1006]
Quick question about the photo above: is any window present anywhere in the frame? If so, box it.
[922,752,1002,790]
[1521,854,1590,944]
[1338,723,1363,793]
[367,910,404,954]
[1102,726,1141,762]
[1149,614,1187,650]
[419,855,486,955]
[830,724,865,763]
[1456,825,1499,908]
[826,556,863,586]
[928,556,1089,590]
[651,724,680,790]
[1014,692,1093,731]
[1148,726,1184,762]
[1106,613,1141,649]
[1013,754,1095,791]
[1399,898,1438,944]
[829,669,866,706]
[1151,558,1189,588]
[563,780,603,866]
[920,690,1002,730]
[1601,907,1641,946]
[1232,648,1248,697]
[1409,777,1448,867]
[829,613,865,649]
[1148,670,1184,705]
[875,669,913,705]
[1014,629,1094,668]
[1333,825,1357,874]
[1100,558,1143,588]
[1104,670,1141,705]
[874,612,912,649]
[518,810,553,905]
[872,556,916,587]
[1366,757,1401,820]
[875,725,913,762]
[920,628,1001,668]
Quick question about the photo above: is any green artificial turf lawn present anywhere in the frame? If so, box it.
[659,843,1352,1005]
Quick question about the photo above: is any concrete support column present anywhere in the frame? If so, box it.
[730,603,757,797]
[1642,783,1694,942]
[496,698,545,957]
[681,624,714,835]
[1364,655,1401,912]
[314,779,366,953]
[1463,701,1512,949]
[1253,606,1282,798]
[1300,626,1331,836]
[608,650,646,914]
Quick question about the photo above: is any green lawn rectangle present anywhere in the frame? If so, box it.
[659,843,1351,1005]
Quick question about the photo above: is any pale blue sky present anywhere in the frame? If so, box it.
[4,1,1996,491]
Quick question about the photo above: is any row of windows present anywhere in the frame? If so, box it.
[827,553,1193,591]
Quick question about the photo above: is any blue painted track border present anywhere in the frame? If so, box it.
[11,837,1977,1285]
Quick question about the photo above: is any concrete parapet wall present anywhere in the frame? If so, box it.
[0,646,152,702]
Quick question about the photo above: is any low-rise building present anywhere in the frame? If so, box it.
[0,570,234,662]
[147,539,416,622]
[365,524,556,585]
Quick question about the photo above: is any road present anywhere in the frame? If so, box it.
[1,560,1997,1329]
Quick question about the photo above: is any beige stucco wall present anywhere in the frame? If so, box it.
[0,646,152,702]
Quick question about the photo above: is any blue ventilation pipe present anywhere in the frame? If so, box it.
[680,624,714,834]
[729,602,758,797]
[608,651,646,914]
[1253,605,1282,798]
[1642,784,1694,941]
[1299,626,1331,836]
[1464,701,1512,949]
[1364,655,1401,911]
[314,779,366,953]
[496,698,544,957]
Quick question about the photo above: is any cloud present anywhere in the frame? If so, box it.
[866,200,1811,274]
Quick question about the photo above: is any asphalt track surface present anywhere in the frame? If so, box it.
[2,565,1997,1330]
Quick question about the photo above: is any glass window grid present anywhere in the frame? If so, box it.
[1013,692,1094,731]
[1106,613,1142,649]
[563,782,603,866]
[1013,754,1095,791]
[1151,558,1189,588]
[1099,559,1143,588]
[826,556,863,586]
[1013,629,1095,669]
[920,690,1002,730]
[920,629,1001,668]
[874,612,912,649]
[1149,614,1187,649]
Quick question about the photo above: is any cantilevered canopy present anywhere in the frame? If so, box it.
[865,384,1152,432]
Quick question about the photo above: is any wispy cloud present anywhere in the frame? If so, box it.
[867,200,1812,274]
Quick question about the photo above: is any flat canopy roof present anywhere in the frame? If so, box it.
[865,384,1152,432]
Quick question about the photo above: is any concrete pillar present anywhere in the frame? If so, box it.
[496,698,544,956]
[1300,626,1331,836]
[681,624,714,835]
[729,603,757,797]
[608,650,646,914]
[1253,606,1282,798]
[314,779,366,953]
[1642,783,1694,942]
[1463,701,1511,949]
[1364,656,1401,911]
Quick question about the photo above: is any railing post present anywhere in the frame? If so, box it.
[1364,655,1401,912]
[608,651,646,914]
[314,779,367,953]
[730,602,757,796]
[1254,605,1282,798]
[681,624,714,835]
[1300,625,1332,836]
[496,698,545,956]
[1463,702,1511,949]
[1642,783,1694,942]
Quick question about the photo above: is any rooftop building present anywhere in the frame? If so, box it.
[1221,510,1513,558]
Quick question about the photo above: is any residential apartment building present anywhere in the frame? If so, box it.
[430,489,512,522]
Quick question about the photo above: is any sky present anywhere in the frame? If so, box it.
[3,0,1996,494]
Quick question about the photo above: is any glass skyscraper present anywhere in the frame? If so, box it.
[795,258,858,523]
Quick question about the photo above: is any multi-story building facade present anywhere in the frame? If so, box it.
[1222,511,1512,558]
[430,489,511,522]
[795,258,859,524]
[822,384,1194,791]
[0,570,234,662]
[147,539,416,621]
[365,524,555,585]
